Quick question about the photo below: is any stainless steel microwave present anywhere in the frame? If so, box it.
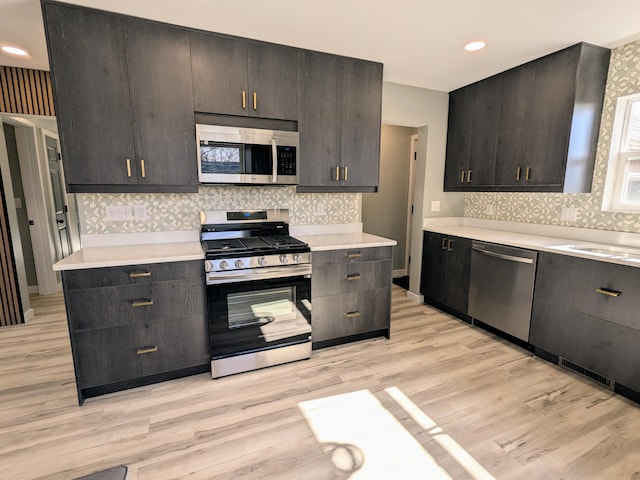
[196,124,299,185]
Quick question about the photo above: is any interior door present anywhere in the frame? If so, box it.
[46,134,71,261]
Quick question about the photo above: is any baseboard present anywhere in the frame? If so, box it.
[405,290,423,303]
[23,308,34,323]
[393,269,407,278]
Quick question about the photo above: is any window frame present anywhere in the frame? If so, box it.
[602,93,640,213]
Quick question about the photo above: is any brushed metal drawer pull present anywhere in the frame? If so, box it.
[242,90,247,109]
[467,170,472,183]
[447,239,453,251]
[334,166,340,181]
[460,170,466,183]
[132,300,154,307]
[525,166,531,181]
[253,92,257,110]
[137,346,158,355]
[516,166,521,181]
[126,158,132,178]
[346,274,361,281]
[343,166,348,181]
[347,252,362,259]
[129,271,151,278]
[345,311,361,318]
[441,238,447,250]
[596,288,621,298]
[140,159,146,178]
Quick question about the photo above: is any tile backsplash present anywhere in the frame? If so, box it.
[465,39,640,234]
[79,186,361,235]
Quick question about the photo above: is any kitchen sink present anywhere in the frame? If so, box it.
[551,244,640,262]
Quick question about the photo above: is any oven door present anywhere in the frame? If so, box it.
[207,274,311,361]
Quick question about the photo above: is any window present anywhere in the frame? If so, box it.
[603,93,640,212]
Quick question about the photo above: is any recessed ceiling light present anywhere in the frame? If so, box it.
[2,45,29,57]
[463,41,487,52]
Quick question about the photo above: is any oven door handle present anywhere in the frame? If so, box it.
[271,138,278,183]
[207,265,311,284]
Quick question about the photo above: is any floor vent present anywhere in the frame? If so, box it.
[559,357,612,388]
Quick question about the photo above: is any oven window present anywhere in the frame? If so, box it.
[228,286,297,329]
[200,142,242,174]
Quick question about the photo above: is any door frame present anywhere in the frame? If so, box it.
[1,115,62,295]
[403,134,418,275]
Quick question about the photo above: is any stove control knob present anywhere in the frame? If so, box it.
[279,254,289,264]
[205,260,214,272]
[235,259,245,269]
[219,260,229,270]
[293,254,302,263]
[258,257,268,266]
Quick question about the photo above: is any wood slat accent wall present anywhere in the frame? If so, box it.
[0,172,23,326]
[0,66,55,116]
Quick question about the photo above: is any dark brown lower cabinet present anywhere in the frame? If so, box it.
[530,252,640,394]
[420,231,471,316]
[311,246,392,348]
[62,260,209,404]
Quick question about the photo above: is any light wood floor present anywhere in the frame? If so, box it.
[1,287,640,480]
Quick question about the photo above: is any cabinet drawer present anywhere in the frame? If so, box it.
[312,288,390,343]
[312,259,391,297]
[312,246,392,266]
[62,260,204,290]
[531,299,640,391]
[66,277,206,331]
[535,253,640,330]
[72,313,209,389]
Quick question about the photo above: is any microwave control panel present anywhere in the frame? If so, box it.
[277,146,297,175]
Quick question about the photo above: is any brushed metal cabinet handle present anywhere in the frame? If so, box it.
[441,238,447,250]
[467,170,472,183]
[131,300,154,307]
[447,239,453,251]
[334,166,340,181]
[516,166,521,181]
[460,170,466,183]
[242,90,246,109]
[126,158,131,178]
[346,274,361,281]
[596,288,621,298]
[253,92,257,110]
[345,311,361,318]
[347,252,362,259]
[525,166,531,181]
[343,166,348,181]
[137,346,158,355]
[129,271,151,278]
[140,159,146,178]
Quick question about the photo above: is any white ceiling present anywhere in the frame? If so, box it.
[2,0,640,92]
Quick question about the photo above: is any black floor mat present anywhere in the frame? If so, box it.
[392,275,409,290]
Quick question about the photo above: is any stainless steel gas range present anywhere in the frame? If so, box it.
[200,209,312,378]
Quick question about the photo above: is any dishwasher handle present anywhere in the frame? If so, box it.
[472,245,535,264]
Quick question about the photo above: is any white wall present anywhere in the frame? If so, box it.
[381,81,463,295]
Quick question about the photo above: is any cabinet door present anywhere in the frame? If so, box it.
[43,3,137,188]
[444,86,475,190]
[525,46,579,187]
[467,76,502,187]
[340,58,383,189]
[190,32,249,116]
[297,51,342,188]
[124,19,197,188]
[420,232,447,304]
[443,236,471,314]
[248,43,298,120]
[494,63,536,186]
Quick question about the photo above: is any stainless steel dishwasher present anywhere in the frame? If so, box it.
[468,241,538,342]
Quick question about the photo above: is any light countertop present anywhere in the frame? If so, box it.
[295,232,397,251]
[423,220,640,268]
[53,242,204,271]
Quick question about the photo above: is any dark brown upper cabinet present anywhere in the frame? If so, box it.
[190,32,298,121]
[444,42,610,193]
[297,50,383,192]
[43,2,198,193]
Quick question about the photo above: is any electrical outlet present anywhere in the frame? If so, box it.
[133,204,149,221]
[431,201,440,212]
[105,205,132,221]
[315,202,326,216]
[485,204,494,215]
[561,207,577,222]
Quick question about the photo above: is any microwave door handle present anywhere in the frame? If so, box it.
[271,138,278,183]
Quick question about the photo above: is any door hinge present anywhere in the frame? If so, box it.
[57,153,62,161]
[414,152,417,160]
[411,205,414,214]
[408,255,411,264]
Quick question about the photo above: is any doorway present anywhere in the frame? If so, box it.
[0,114,80,298]
[362,125,418,288]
